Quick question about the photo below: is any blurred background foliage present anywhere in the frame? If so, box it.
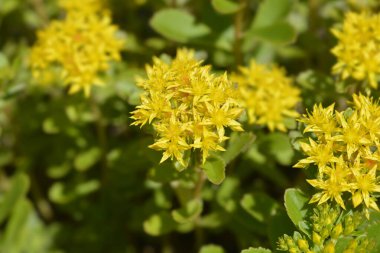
[0,0,380,252]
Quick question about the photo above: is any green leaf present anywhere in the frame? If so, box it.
[42,118,60,134]
[150,8,210,43]
[201,154,226,184]
[0,0,19,16]
[149,162,179,183]
[74,147,101,171]
[264,132,295,166]
[245,142,289,187]
[0,53,9,69]
[217,178,239,212]
[0,173,30,224]
[366,211,380,253]
[75,180,100,196]
[2,199,32,252]
[47,163,71,179]
[199,244,225,253]
[241,247,271,253]
[48,182,74,204]
[267,208,295,250]
[211,0,240,15]
[250,21,296,45]
[240,193,279,223]
[222,132,255,164]
[143,212,177,236]
[172,199,203,223]
[198,212,224,228]
[335,237,352,253]
[215,26,234,52]
[252,0,293,28]
[284,188,310,235]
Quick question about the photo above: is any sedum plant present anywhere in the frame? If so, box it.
[2,0,380,252]
[233,60,301,132]
[29,0,124,96]
[295,94,380,214]
[331,12,380,89]
[131,49,243,165]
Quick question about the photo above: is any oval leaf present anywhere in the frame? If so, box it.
[284,188,310,235]
[0,173,30,224]
[250,22,296,45]
[252,0,293,28]
[241,247,272,253]
[211,0,240,15]
[201,155,226,185]
[150,8,210,43]
[172,199,203,223]
[143,212,177,236]
[199,244,225,253]
[222,132,255,164]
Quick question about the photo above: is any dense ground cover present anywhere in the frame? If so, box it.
[0,0,380,252]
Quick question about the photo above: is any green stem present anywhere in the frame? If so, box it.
[193,154,206,250]
[234,0,247,67]
[90,97,108,185]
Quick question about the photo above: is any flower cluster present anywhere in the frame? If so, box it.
[232,60,300,132]
[295,94,380,212]
[331,12,380,89]
[29,0,124,96]
[278,203,373,253]
[58,0,106,14]
[131,49,243,165]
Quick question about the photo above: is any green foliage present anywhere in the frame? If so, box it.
[199,244,225,253]
[241,247,272,253]
[0,0,378,252]
[211,0,241,15]
[201,154,226,184]
[284,188,310,235]
[150,8,210,43]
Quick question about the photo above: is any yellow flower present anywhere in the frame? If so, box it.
[294,138,338,171]
[351,166,380,210]
[300,103,337,138]
[331,12,380,89]
[332,111,370,158]
[308,159,351,209]
[296,94,380,212]
[233,60,300,132]
[29,4,124,97]
[59,0,106,14]
[131,49,243,165]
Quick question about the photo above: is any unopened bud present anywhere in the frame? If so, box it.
[323,241,335,253]
[344,224,354,235]
[331,223,343,239]
[321,228,329,239]
[348,239,358,250]
[312,232,322,245]
[297,239,309,251]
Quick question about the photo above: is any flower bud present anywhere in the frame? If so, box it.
[321,228,329,239]
[323,241,335,253]
[312,232,322,245]
[331,223,343,239]
[297,239,309,251]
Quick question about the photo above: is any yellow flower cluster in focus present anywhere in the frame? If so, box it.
[295,94,380,212]
[331,12,380,89]
[232,60,300,132]
[131,49,243,165]
[29,0,124,97]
